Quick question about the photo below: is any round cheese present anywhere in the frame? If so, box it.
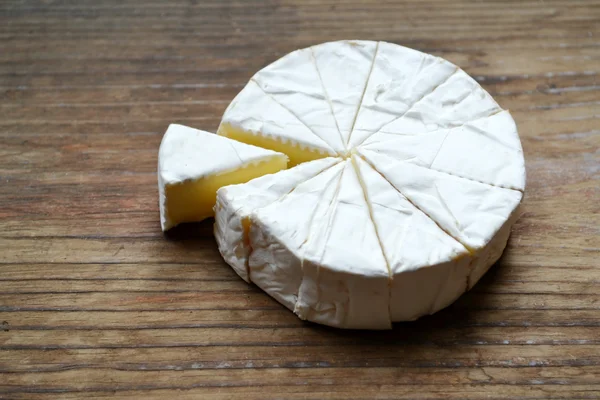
[215,40,525,329]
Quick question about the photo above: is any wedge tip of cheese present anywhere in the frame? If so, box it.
[158,124,288,231]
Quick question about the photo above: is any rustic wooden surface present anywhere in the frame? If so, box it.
[1,0,599,398]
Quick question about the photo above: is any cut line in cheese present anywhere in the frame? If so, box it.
[311,40,379,147]
[251,47,347,155]
[295,161,391,329]
[249,162,347,312]
[360,111,526,191]
[209,40,527,329]
[353,155,472,321]
[358,148,523,251]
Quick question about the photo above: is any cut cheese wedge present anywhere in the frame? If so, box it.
[205,40,526,329]
[360,111,526,191]
[157,124,288,231]
[359,149,523,251]
[348,41,457,149]
[217,80,337,166]
[214,157,342,282]
[353,155,471,321]
[295,161,391,329]
[251,47,347,155]
[249,162,346,312]
[362,69,502,145]
[311,40,378,145]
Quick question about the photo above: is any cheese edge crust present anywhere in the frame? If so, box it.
[213,159,523,328]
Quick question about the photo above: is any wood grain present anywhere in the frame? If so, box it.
[1,0,599,398]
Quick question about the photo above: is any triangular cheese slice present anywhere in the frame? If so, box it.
[158,124,288,231]
[248,162,346,311]
[215,157,343,282]
[311,40,378,146]
[297,161,391,329]
[252,48,346,155]
[427,111,526,191]
[359,149,523,250]
[218,80,337,166]
[353,155,471,321]
[364,70,501,145]
[360,128,450,167]
[348,42,457,148]
[360,111,526,191]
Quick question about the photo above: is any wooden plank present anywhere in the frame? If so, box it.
[1,292,598,314]
[5,385,600,400]
[2,366,600,392]
[2,344,599,373]
[6,385,600,400]
[2,325,600,349]
[1,47,599,76]
[1,276,597,295]
[1,0,599,398]
[1,308,598,331]
[1,262,597,283]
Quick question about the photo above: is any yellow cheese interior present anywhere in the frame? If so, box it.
[165,156,287,227]
[241,217,252,246]
[218,122,330,167]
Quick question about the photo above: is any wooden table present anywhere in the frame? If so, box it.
[1,1,599,398]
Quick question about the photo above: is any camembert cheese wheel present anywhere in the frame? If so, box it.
[215,40,525,329]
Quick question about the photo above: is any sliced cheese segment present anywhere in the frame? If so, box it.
[359,149,523,251]
[348,42,457,149]
[248,162,346,312]
[296,161,391,329]
[363,69,501,145]
[218,80,337,166]
[428,111,526,191]
[353,155,471,321]
[311,40,378,146]
[361,111,526,191]
[158,124,288,231]
[360,128,450,167]
[214,157,342,282]
[252,47,346,155]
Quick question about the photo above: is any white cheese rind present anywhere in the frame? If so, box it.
[427,111,526,191]
[311,40,378,146]
[348,41,457,149]
[214,157,342,282]
[248,161,391,329]
[219,80,337,155]
[362,69,501,145]
[157,124,286,231]
[359,149,523,251]
[248,162,346,312]
[252,48,346,155]
[353,155,472,321]
[360,111,526,191]
[295,161,391,329]
[468,206,521,289]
